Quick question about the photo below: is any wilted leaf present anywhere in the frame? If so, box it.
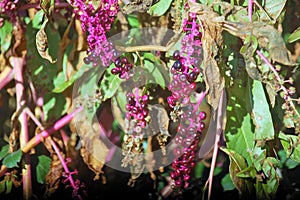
[252,80,275,141]
[265,83,276,108]
[36,19,56,63]
[148,0,173,16]
[279,132,300,162]
[221,147,254,196]
[40,0,54,18]
[148,104,170,136]
[223,21,295,66]
[287,27,300,43]
[3,149,22,168]
[44,154,63,197]
[122,0,153,14]
[36,155,52,184]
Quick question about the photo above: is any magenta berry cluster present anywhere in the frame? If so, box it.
[111,56,133,79]
[171,105,207,190]
[167,50,200,108]
[70,0,119,67]
[125,92,149,128]
[167,11,203,108]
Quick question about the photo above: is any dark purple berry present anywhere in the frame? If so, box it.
[173,50,180,60]
[173,60,182,71]
[83,56,91,64]
[187,72,198,83]
[111,67,120,75]
[114,57,122,67]
[122,57,128,64]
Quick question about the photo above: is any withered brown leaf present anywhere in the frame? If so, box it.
[36,19,56,64]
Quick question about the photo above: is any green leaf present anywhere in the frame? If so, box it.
[214,167,222,176]
[5,180,12,194]
[226,114,255,165]
[0,20,13,53]
[287,27,300,43]
[144,59,168,89]
[260,0,287,21]
[53,63,91,93]
[279,132,300,162]
[221,173,236,191]
[0,180,5,193]
[148,0,173,16]
[252,80,275,141]
[195,162,205,178]
[221,147,254,196]
[100,68,123,101]
[0,144,9,160]
[36,155,52,184]
[43,93,67,121]
[127,14,140,28]
[3,149,22,168]
[32,10,44,29]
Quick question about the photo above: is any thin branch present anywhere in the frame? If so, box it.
[0,106,84,177]
[0,67,14,90]
[248,0,253,23]
[256,50,300,118]
[11,57,32,200]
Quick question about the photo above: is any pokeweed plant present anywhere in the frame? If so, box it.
[0,0,299,200]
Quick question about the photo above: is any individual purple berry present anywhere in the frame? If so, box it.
[187,72,198,83]
[173,50,181,60]
[173,60,182,71]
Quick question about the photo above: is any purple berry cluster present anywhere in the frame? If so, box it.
[111,56,133,79]
[125,91,149,129]
[167,11,203,108]
[0,0,18,26]
[171,105,207,190]
[167,50,200,108]
[70,0,119,67]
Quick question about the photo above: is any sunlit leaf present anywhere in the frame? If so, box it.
[3,149,22,168]
[43,93,67,121]
[0,21,13,53]
[36,155,52,184]
[101,67,123,101]
[287,27,300,43]
[252,80,275,141]
[226,114,255,165]
[148,0,173,16]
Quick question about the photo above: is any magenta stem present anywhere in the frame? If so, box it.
[256,50,300,117]
[11,57,32,200]
[0,68,14,90]
[248,0,253,22]
[22,106,83,154]
[194,90,207,112]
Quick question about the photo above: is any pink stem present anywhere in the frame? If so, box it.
[19,2,70,11]
[248,0,253,22]
[22,106,83,154]
[194,90,207,112]
[0,68,14,90]
[256,50,300,117]
[11,57,32,200]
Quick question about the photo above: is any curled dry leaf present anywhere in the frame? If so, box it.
[36,19,56,63]
[189,1,225,111]
[44,154,63,198]
[122,0,155,14]
[72,110,109,180]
